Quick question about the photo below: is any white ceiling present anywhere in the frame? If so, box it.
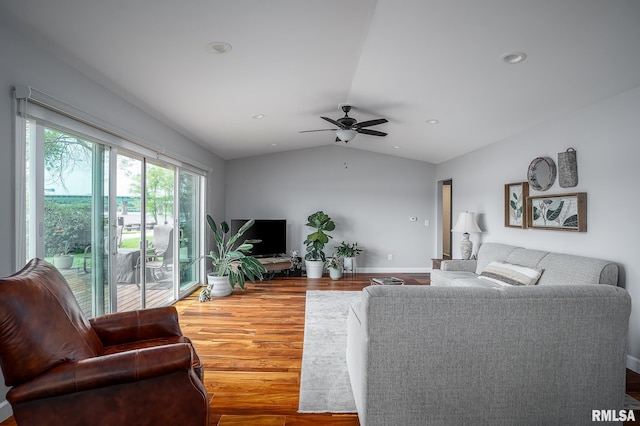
[2,0,640,163]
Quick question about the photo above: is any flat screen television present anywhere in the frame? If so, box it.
[230,219,287,258]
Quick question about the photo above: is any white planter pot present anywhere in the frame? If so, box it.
[53,255,73,269]
[305,260,324,278]
[328,267,342,280]
[343,257,357,273]
[207,273,233,297]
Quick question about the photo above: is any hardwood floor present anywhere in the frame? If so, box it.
[1,273,639,425]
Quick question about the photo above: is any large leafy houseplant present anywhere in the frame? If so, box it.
[203,215,266,293]
[303,211,335,261]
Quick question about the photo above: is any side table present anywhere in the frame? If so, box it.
[431,258,445,270]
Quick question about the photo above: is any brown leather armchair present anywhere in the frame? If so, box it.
[0,258,209,425]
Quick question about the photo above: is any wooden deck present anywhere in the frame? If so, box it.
[60,266,175,315]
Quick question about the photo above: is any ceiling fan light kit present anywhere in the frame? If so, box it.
[336,129,357,142]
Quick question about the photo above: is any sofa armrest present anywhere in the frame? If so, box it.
[8,343,194,403]
[89,306,183,346]
[441,259,477,272]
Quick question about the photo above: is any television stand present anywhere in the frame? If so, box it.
[258,256,292,274]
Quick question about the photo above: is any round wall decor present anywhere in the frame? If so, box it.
[527,157,557,191]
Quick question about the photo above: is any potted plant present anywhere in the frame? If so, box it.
[325,254,343,280]
[335,241,363,273]
[199,215,267,301]
[303,211,335,278]
[289,250,303,277]
[53,241,74,269]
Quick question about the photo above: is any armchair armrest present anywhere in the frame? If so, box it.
[8,343,194,404]
[441,259,477,272]
[90,306,183,346]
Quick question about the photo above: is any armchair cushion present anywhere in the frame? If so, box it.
[8,343,194,403]
[0,259,103,386]
[89,306,183,346]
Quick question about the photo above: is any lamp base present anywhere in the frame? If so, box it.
[460,233,473,260]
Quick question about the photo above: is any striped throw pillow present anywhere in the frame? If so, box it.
[479,261,542,286]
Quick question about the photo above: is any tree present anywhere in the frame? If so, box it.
[128,165,174,225]
[44,129,92,192]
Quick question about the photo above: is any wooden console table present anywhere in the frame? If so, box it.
[258,257,292,272]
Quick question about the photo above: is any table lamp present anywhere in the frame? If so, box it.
[451,211,482,260]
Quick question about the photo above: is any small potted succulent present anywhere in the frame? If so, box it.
[325,254,344,280]
[289,250,303,276]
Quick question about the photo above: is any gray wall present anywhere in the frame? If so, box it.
[435,86,640,371]
[225,145,437,271]
[0,18,225,420]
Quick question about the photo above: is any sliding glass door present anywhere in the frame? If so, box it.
[23,120,204,317]
[27,123,110,317]
[178,170,201,294]
[143,162,176,308]
[114,153,143,311]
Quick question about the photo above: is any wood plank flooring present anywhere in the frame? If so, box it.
[2,273,639,425]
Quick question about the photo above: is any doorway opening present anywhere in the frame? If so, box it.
[439,179,453,259]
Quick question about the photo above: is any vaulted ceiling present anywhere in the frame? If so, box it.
[2,0,640,163]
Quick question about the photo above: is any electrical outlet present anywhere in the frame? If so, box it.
[387,254,393,261]
[424,219,430,226]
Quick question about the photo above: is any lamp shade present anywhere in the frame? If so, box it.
[336,129,357,142]
[451,212,482,234]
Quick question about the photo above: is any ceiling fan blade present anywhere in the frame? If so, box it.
[299,129,336,133]
[357,128,387,137]
[321,116,346,129]
[356,118,388,128]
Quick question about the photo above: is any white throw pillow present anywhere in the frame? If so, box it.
[479,261,542,286]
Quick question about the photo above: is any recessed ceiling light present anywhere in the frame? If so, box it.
[252,114,265,119]
[270,143,278,146]
[426,119,439,124]
[392,145,400,149]
[206,41,232,54]
[502,52,527,64]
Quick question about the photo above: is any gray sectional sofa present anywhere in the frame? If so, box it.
[346,243,630,425]
[431,242,619,288]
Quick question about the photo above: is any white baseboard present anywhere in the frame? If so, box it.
[356,267,432,273]
[0,399,12,422]
[628,354,640,374]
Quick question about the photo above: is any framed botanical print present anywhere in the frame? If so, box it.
[526,192,587,232]
[504,182,528,228]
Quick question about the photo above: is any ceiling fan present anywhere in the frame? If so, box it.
[300,105,388,142]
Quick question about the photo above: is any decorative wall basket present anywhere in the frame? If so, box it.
[558,148,578,188]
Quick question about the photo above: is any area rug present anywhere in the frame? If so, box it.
[297,290,640,414]
[298,290,361,413]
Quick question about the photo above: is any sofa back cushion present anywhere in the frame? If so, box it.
[537,253,618,285]
[475,243,520,274]
[0,258,104,386]
[476,243,619,286]
[504,248,549,269]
